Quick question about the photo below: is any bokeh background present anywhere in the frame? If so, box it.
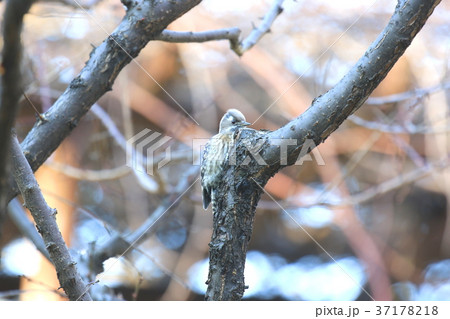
[1,0,450,300]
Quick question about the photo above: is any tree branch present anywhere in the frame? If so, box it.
[7,198,51,262]
[4,0,202,204]
[265,0,442,168]
[205,129,268,300]
[89,166,199,274]
[155,0,285,56]
[40,0,103,8]
[0,0,35,214]
[156,28,241,47]
[45,161,131,181]
[236,0,285,55]
[365,81,450,105]
[349,158,448,206]
[205,0,442,300]
[347,114,450,134]
[89,104,159,193]
[21,0,201,172]
[10,135,92,301]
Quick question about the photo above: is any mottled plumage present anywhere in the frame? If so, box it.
[201,109,250,209]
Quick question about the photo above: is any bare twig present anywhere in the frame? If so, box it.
[0,0,35,214]
[390,134,426,168]
[129,167,199,243]
[90,104,160,192]
[0,288,65,299]
[366,81,450,105]
[265,0,442,165]
[10,135,92,301]
[349,158,448,206]
[7,198,51,261]
[39,0,103,8]
[5,0,202,204]
[89,166,199,274]
[237,0,285,55]
[155,0,286,56]
[46,161,131,181]
[348,114,450,134]
[19,275,67,298]
[22,92,47,122]
[205,0,442,300]
[90,104,192,190]
[292,158,449,209]
[156,28,241,47]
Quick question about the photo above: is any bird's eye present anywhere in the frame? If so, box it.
[231,120,236,124]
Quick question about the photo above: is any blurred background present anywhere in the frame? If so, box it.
[1,0,450,300]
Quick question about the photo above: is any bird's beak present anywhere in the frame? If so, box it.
[241,121,251,126]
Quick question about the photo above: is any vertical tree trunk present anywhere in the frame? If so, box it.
[205,129,271,300]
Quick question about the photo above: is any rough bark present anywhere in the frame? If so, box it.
[205,0,442,300]
[265,0,442,170]
[10,135,92,301]
[0,0,35,217]
[5,0,202,203]
[205,129,269,300]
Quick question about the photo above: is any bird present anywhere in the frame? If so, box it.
[201,109,250,210]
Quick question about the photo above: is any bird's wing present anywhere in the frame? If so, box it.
[201,140,212,209]
[200,140,210,181]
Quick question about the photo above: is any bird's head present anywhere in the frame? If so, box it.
[219,109,250,133]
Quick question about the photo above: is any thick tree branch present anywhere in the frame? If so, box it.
[21,0,201,172]
[206,0,442,300]
[264,0,441,169]
[10,135,92,301]
[206,129,268,301]
[4,0,202,204]
[0,0,35,213]
[7,198,51,261]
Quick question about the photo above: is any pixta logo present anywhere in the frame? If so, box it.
[126,129,172,175]
[127,128,325,176]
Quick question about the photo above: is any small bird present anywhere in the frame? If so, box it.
[201,109,250,209]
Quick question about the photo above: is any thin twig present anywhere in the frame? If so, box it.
[349,159,448,206]
[366,81,450,105]
[10,134,92,301]
[285,158,449,209]
[90,104,161,192]
[90,104,192,190]
[40,0,103,8]
[22,92,47,122]
[156,28,241,46]
[19,275,67,298]
[237,0,285,55]
[0,288,65,299]
[155,0,286,56]
[45,161,131,181]
[14,0,202,197]
[89,166,199,274]
[390,134,426,168]
[37,186,190,290]
[348,114,450,134]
